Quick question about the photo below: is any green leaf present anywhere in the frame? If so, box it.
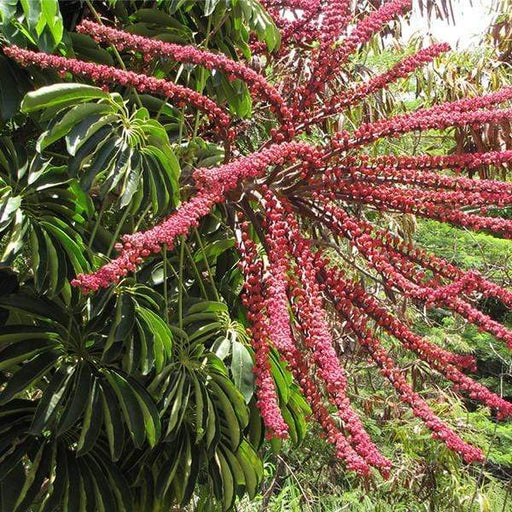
[63,451,84,512]
[30,224,48,292]
[0,194,21,232]
[164,373,186,436]
[100,381,125,462]
[41,219,89,274]
[37,103,112,152]
[209,379,240,451]
[80,137,120,191]
[99,458,133,512]
[0,461,26,512]
[136,307,172,367]
[30,363,74,434]
[0,440,34,485]
[155,444,182,499]
[57,363,93,435]
[238,0,281,51]
[0,326,56,345]
[40,444,68,512]
[204,0,221,15]
[0,54,30,122]
[0,338,57,371]
[66,114,117,156]
[216,448,235,510]
[187,301,228,315]
[42,228,59,296]
[13,443,52,512]
[105,294,135,357]
[193,239,234,265]
[127,375,161,447]
[0,351,60,405]
[21,84,109,113]
[104,370,146,449]
[212,373,249,428]
[0,294,68,325]
[231,341,254,404]
[76,379,104,456]
[80,457,117,512]
[41,0,63,45]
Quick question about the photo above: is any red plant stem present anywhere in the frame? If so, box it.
[334,107,512,150]
[350,150,512,173]
[326,181,512,238]
[325,164,512,196]
[336,209,512,318]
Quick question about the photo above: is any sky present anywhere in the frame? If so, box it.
[402,0,496,49]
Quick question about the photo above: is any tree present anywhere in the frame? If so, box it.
[0,0,511,510]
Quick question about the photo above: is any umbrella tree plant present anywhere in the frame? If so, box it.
[0,0,512,510]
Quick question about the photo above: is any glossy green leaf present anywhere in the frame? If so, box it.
[21,84,109,113]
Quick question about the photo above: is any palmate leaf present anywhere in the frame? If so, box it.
[0,287,287,510]
[149,373,262,511]
[0,283,163,460]
[22,85,181,214]
[104,283,173,374]
[0,404,134,512]
[0,139,90,295]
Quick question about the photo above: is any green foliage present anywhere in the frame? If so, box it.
[0,138,91,296]
[0,0,64,51]
[23,83,181,212]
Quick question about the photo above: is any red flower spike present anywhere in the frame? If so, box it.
[319,267,484,464]
[3,45,232,138]
[76,20,294,133]
[282,211,392,473]
[261,200,370,473]
[237,227,289,439]
[319,261,512,419]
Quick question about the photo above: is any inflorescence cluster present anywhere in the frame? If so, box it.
[5,0,512,476]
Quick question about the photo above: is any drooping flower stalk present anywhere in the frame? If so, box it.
[283,210,392,473]
[323,181,512,237]
[350,149,512,173]
[317,202,512,350]
[319,261,512,419]
[334,107,512,151]
[261,192,372,474]
[237,223,289,439]
[327,163,512,196]
[317,263,485,464]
